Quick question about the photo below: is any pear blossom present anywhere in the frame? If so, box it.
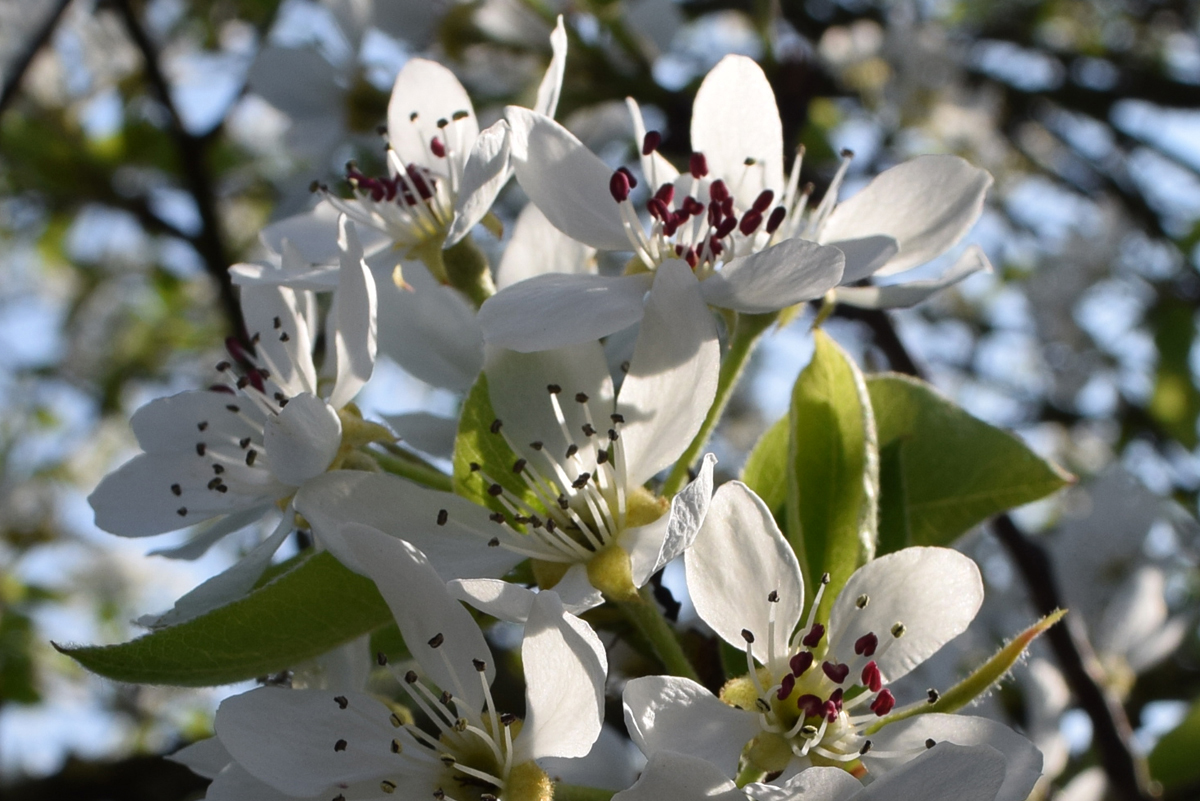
[86,217,378,624]
[622,482,1042,800]
[179,524,606,801]
[296,260,720,608]
[613,744,1012,801]
[320,17,567,263]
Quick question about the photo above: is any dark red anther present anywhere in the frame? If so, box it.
[777,672,795,701]
[739,210,763,236]
[370,183,385,202]
[642,130,662,155]
[766,205,787,234]
[822,700,839,722]
[855,633,878,657]
[648,198,670,220]
[708,179,729,204]
[721,197,734,217]
[752,189,775,213]
[662,218,679,237]
[708,202,721,228]
[689,152,709,178]
[709,236,724,255]
[430,137,446,158]
[247,370,265,393]
[822,661,849,684]
[802,624,825,648]
[683,196,705,216]
[796,694,824,719]
[209,384,236,395]
[684,247,698,268]
[829,688,844,710]
[869,689,895,716]
[225,336,252,366]
[675,244,684,256]
[672,209,691,228]
[617,166,638,190]
[861,661,883,693]
[715,216,738,240]
[654,183,675,205]
[790,651,814,677]
[383,178,398,201]
[609,170,631,202]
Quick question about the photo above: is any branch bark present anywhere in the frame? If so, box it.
[844,305,1154,801]
[112,0,244,339]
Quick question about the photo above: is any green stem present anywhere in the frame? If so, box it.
[553,783,616,801]
[661,311,776,495]
[442,236,495,309]
[616,586,699,681]
[370,446,454,493]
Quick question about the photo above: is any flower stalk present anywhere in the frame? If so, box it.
[617,586,699,681]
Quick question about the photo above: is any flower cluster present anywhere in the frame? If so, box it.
[85,31,1059,801]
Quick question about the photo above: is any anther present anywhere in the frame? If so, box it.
[501,712,517,726]
[891,623,906,638]
[437,509,448,526]
[642,131,661,155]
[801,724,818,737]
[768,590,780,603]
[689,152,709,178]
[860,740,872,755]
[176,507,187,516]
[469,462,481,472]
[820,573,831,585]
[212,464,224,474]
[430,138,446,157]
[473,659,486,672]
[391,738,403,753]
[557,495,570,510]
[334,739,347,752]
[547,384,562,394]
[766,206,787,234]
[377,652,388,666]
[530,441,544,451]
[171,484,182,496]
[405,671,418,684]
[453,110,470,121]
[439,691,452,706]
[512,459,527,473]
[610,413,624,424]
[488,538,500,547]
[565,444,579,459]
[390,713,403,728]
[225,404,238,413]
[380,780,396,794]
[239,437,251,449]
[856,594,870,609]
[752,189,775,213]
[434,790,446,800]
[489,512,506,524]
[925,738,937,749]
[927,688,940,704]
[428,633,445,649]
[246,449,257,467]
[490,419,503,434]
[609,171,631,203]
[869,689,896,716]
[802,623,825,648]
[216,361,231,371]
[854,633,878,656]
[755,698,770,713]
[797,694,823,719]
[197,421,208,431]
[741,629,755,644]
[196,443,206,456]
[822,661,850,684]
[487,484,503,497]
[790,651,813,677]
[861,661,883,693]
[571,473,591,489]
[334,696,349,709]
[777,673,795,700]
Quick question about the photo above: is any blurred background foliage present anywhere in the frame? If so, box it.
[0,0,1199,799]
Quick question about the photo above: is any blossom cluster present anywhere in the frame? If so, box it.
[84,24,1057,801]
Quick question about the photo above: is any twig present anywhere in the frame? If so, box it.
[0,0,72,117]
[849,305,1153,801]
[112,0,244,339]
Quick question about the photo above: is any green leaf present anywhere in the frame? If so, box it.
[787,330,878,619]
[453,373,539,515]
[867,374,1072,551]
[742,414,788,519]
[1150,694,1200,789]
[56,552,393,686]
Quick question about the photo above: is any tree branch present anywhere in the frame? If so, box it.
[846,306,1154,801]
[0,0,72,117]
[112,0,244,339]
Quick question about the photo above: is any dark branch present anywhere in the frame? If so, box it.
[112,0,244,340]
[847,306,1154,801]
[0,0,73,117]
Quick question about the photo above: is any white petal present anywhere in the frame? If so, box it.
[130,390,266,455]
[169,737,232,779]
[836,244,991,310]
[382,411,458,459]
[262,393,342,487]
[484,340,615,482]
[386,58,478,175]
[205,763,322,801]
[745,766,861,801]
[690,55,785,210]
[479,272,651,352]
[622,675,759,777]
[534,16,568,118]
[616,261,719,488]
[624,512,671,593]
[446,119,513,247]
[214,687,417,797]
[229,260,339,291]
[626,96,679,191]
[448,578,537,623]
[539,724,645,791]
[827,235,899,284]
[336,523,493,711]
[686,481,803,669]
[628,453,717,586]
[294,471,524,579]
[516,591,607,761]
[612,751,743,801]
[545,562,606,613]
[89,453,276,537]
[867,718,1037,801]
[699,238,845,313]
[370,252,483,391]
[138,520,291,628]
[241,284,319,398]
[260,202,389,266]
[827,547,982,682]
[506,107,631,251]
[819,155,992,276]
[328,217,378,408]
[495,203,596,291]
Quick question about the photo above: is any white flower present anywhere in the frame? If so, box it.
[322,17,567,257]
[622,482,1042,800]
[296,260,720,607]
[86,217,377,625]
[612,744,1013,801]
[179,524,606,801]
